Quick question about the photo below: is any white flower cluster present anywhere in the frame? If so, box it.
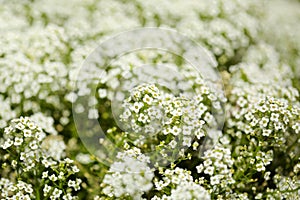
[223,60,300,198]
[75,46,226,127]
[120,83,220,150]
[134,0,262,64]
[152,167,210,200]
[275,176,300,200]
[1,0,262,66]
[30,112,58,135]
[120,83,163,135]
[0,178,34,200]
[228,96,300,151]
[166,182,210,200]
[256,175,300,200]
[230,43,294,86]
[0,0,300,199]
[101,148,154,199]
[261,0,300,77]
[0,117,82,199]
[0,24,72,131]
[41,135,66,160]
[196,145,235,198]
[1,117,47,171]
[0,95,17,128]
[41,158,81,200]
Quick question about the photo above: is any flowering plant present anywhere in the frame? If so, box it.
[1,0,300,199]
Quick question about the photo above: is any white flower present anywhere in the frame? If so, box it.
[58,172,64,179]
[29,141,38,150]
[131,102,144,113]
[1,138,13,149]
[292,123,300,134]
[169,140,177,149]
[250,118,259,127]
[88,109,99,119]
[65,92,78,103]
[255,193,263,199]
[49,174,57,182]
[15,123,25,130]
[183,137,192,147]
[256,163,266,172]
[244,125,253,134]
[264,171,271,181]
[198,103,208,115]
[260,117,269,127]
[43,184,51,195]
[27,122,36,130]
[270,103,278,112]
[42,159,55,168]
[121,109,131,119]
[68,180,76,188]
[204,159,212,167]
[171,108,183,116]
[204,113,214,124]
[194,94,203,103]
[51,188,62,199]
[35,131,46,141]
[270,113,279,122]
[213,152,223,160]
[237,97,247,107]
[196,164,204,173]
[11,160,17,168]
[192,141,199,150]
[204,166,214,176]
[64,158,74,164]
[42,171,48,179]
[170,126,181,136]
[259,105,268,113]
[137,113,149,124]
[274,122,283,131]
[172,182,210,200]
[245,112,254,121]
[210,175,220,185]
[63,193,74,200]
[182,126,193,135]
[201,86,210,94]
[14,137,23,146]
[72,166,80,173]
[98,88,107,98]
[262,129,272,137]
[74,179,82,191]
[195,129,205,139]
[102,149,154,198]
[143,94,153,105]
[23,129,32,137]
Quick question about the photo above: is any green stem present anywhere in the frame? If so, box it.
[35,168,41,200]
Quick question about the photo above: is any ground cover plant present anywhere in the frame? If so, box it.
[0,0,300,199]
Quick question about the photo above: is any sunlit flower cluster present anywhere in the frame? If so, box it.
[0,117,81,199]
[119,83,221,151]
[0,178,34,200]
[196,145,235,198]
[152,167,210,200]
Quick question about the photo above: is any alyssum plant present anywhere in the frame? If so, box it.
[1,0,300,199]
